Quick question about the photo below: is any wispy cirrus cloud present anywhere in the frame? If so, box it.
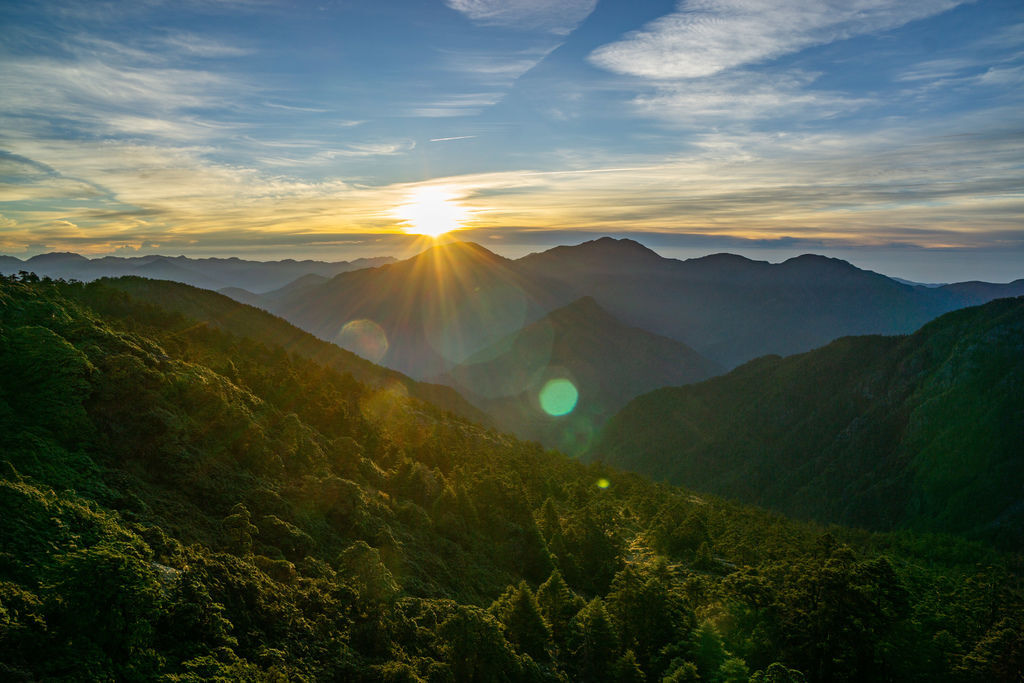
[440,45,558,87]
[630,70,869,124]
[159,31,254,58]
[446,0,597,35]
[0,57,243,143]
[590,0,968,79]
[407,92,505,118]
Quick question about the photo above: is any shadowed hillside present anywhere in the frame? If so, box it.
[591,296,1024,547]
[437,296,721,455]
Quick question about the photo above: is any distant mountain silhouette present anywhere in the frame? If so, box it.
[590,296,1024,548]
[218,273,334,309]
[35,238,1020,385]
[217,286,266,308]
[267,241,574,378]
[516,238,1024,367]
[435,296,720,455]
[0,252,394,292]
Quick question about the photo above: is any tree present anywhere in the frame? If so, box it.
[439,607,521,682]
[537,569,583,653]
[568,598,619,682]
[502,582,551,662]
[749,662,807,683]
[223,503,258,557]
[613,650,646,683]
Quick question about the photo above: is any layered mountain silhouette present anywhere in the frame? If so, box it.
[590,296,1024,547]
[516,237,1024,367]
[0,252,394,293]
[254,238,1024,381]
[435,296,720,454]
[266,241,575,378]
[8,238,1023,387]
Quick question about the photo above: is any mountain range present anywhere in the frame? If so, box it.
[253,237,1024,375]
[8,239,1023,377]
[590,296,1024,548]
[0,252,394,293]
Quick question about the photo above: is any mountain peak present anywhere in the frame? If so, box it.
[578,236,662,257]
[781,253,859,271]
[26,252,89,264]
[684,253,764,268]
[409,239,505,265]
[517,236,666,271]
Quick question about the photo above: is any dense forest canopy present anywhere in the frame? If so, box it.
[1,273,1022,681]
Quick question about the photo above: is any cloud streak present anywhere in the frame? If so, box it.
[590,0,967,79]
[446,0,597,34]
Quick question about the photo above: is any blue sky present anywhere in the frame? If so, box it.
[0,0,1022,281]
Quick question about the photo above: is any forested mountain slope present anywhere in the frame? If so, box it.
[437,296,720,455]
[1,274,1021,681]
[96,276,485,424]
[591,297,1024,548]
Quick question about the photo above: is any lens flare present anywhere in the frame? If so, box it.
[539,378,578,416]
[335,319,388,363]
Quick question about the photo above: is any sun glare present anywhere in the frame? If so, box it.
[394,187,468,238]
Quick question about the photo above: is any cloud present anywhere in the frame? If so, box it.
[440,44,560,88]
[160,32,254,58]
[590,0,967,80]
[407,93,505,118]
[630,70,869,124]
[0,58,241,140]
[319,142,414,159]
[262,101,330,113]
[446,0,597,34]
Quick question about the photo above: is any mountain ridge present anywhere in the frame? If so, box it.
[0,251,395,293]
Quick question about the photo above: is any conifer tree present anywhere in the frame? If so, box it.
[537,568,583,651]
[568,598,619,682]
[504,581,551,662]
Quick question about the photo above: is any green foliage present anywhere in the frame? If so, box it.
[568,598,620,681]
[593,297,1024,549]
[0,276,1021,681]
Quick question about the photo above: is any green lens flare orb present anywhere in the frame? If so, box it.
[539,378,578,416]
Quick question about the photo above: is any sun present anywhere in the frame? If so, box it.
[393,187,468,238]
